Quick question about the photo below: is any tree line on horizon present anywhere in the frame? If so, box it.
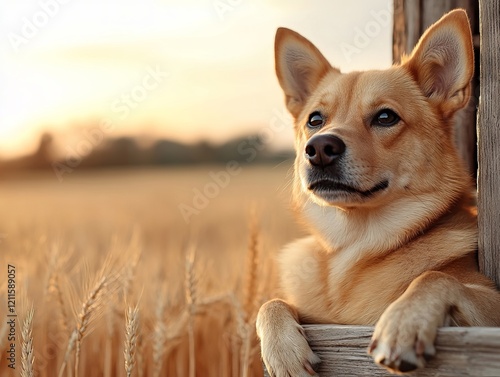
[0,132,293,174]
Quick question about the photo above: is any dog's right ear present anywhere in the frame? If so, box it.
[403,9,474,118]
[275,28,335,118]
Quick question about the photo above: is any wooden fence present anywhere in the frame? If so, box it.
[264,0,500,375]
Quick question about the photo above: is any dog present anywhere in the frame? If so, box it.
[256,9,500,376]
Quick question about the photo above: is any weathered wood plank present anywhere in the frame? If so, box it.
[392,0,406,64]
[403,0,421,55]
[263,325,500,376]
[478,0,500,289]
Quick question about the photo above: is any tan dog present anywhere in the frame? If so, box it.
[256,9,500,376]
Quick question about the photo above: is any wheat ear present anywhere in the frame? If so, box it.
[243,210,259,321]
[21,304,35,377]
[152,294,188,377]
[124,305,139,377]
[152,289,167,377]
[241,211,261,377]
[58,275,108,377]
[51,273,70,334]
[74,275,108,377]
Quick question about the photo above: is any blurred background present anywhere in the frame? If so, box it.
[0,0,392,167]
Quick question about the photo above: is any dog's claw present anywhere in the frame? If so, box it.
[368,339,377,354]
[304,360,316,375]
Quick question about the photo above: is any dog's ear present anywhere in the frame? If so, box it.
[404,9,474,117]
[275,28,336,118]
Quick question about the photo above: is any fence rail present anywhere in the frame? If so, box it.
[264,325,500,377]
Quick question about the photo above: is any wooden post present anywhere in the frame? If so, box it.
[392,0,406,62]
[478,0,500,288]
[392,0,479,176]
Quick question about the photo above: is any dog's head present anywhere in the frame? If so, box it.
[275,10,473,211]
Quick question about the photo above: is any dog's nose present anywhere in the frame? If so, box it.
[305,134,346,167]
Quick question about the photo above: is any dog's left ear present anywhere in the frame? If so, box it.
[275,28,336,119]
[404,9,474,117]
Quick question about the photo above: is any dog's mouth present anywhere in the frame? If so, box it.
[308,179,389,198]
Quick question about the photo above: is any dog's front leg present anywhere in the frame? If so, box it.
[369,271,500,374]
[256,298,320,377]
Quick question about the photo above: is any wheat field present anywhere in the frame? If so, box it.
[0,163,303,377]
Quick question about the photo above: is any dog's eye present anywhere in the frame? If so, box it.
[307,112,324,128]
[372,109,400,127]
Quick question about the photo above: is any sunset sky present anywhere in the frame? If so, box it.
[0,0,392,158]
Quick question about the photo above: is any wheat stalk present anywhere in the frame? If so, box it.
[58,274,109,377]
[241,211,261,377]
[152,289,167,377]
[122,229,141,301]
[185,244,197,377]
[21,304,35,377]
[45,244,70,337]
[243,210,260,321]
[74,275,108,377]
[152,292,187,377]
[50,273,70,334]
[152,321,167,377]
[59,329,76,377]
[136,330,144,377]
[124,305,139,377]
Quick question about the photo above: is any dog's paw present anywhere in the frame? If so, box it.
[368,299,442,374]
[261,323,320,377]
[256,299,321,376]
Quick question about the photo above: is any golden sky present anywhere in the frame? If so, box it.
[0,0,392,158]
